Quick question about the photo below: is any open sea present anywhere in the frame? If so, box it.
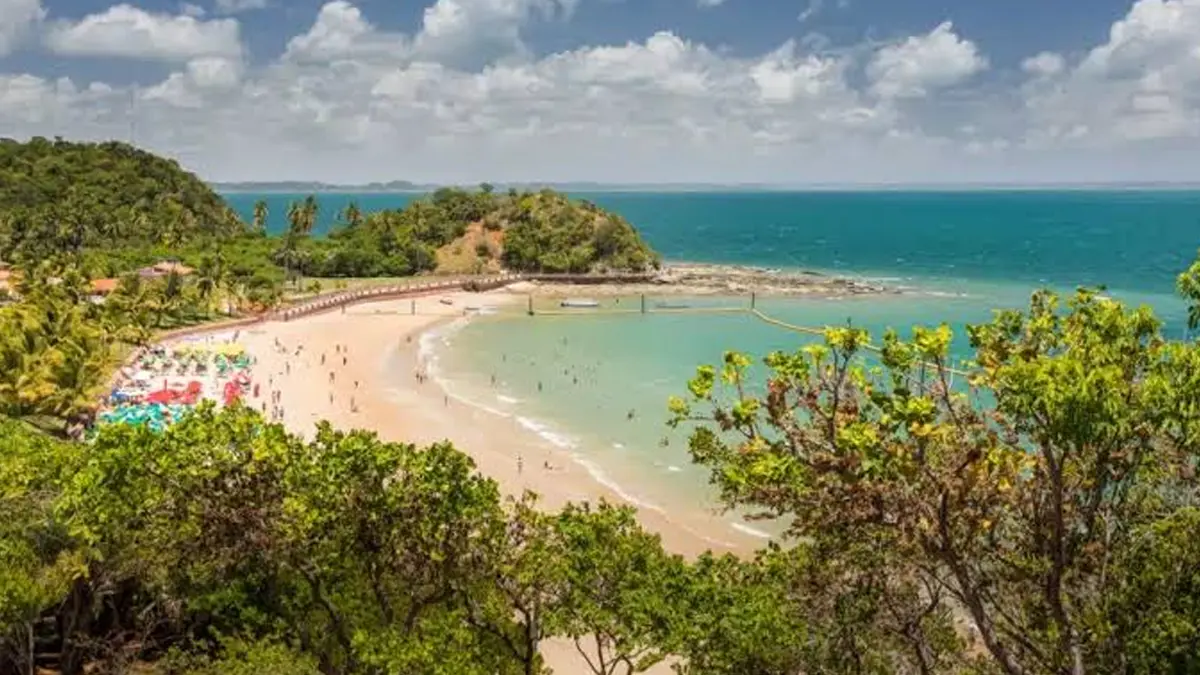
[226,190,1200,532]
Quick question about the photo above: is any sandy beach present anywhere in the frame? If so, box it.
[222,290,760,555]
[162,289,762,672]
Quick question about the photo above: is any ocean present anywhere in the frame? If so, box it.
[226,190,1200,532]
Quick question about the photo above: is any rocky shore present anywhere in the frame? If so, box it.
[508,262,898,298]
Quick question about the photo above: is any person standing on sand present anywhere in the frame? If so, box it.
[321,353,326,366]
[518,454,524,475]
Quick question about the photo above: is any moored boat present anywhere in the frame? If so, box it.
[560,298,600,308]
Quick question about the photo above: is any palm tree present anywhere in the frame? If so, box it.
[0,295,110,432]
[301,194,319,236]
[252,200,269,234]
[196,252,225,313]
[281,196,319,288]
[282,200,305,285]
[341,201,363,228]
[157,271,186,326]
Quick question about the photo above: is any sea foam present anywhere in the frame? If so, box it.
[730,522,772,539]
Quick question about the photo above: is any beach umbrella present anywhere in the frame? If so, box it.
[146,389,175,404]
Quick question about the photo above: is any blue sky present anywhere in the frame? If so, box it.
[2,0,1199,183]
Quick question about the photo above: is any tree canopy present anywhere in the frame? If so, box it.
[295,187,661,278]
[0,138,244,263]
[0,405,688,675]
[669,276,1200,674]
[0,138,659,284]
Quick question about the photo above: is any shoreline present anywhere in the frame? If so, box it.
[141,289,778,673]
[523,262,898,299]
[186,292,762,559]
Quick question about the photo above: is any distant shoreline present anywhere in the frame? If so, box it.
[215,184,1200,194]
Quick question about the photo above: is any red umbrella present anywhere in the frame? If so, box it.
[146,389,175,404]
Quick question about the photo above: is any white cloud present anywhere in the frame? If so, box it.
[11,0,1200,184]
[141,57,242,108]
[867,21,987,98]
[0,0,45,56]
[286,0,577,69]
[1023,0,1200,146]
[284,1,407,63]
[215,0,269,13]
[797,0,822,23]
[412,0,577,68]
[750,40,847,103]
[44,4,242,61]
[697,0,725,6]
[1022,52,1065,78]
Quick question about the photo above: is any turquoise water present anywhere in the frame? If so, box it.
[225,190,1200,297]
[225,190,1200,528]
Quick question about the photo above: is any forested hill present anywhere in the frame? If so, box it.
[0,138,658,279]
[0,138,244,263]
[321,187,661,276]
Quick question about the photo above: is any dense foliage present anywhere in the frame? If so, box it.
[4,258,1199,674]
[0,406,688,675]
[0,138,243,263]
[491,189,659,273]
[0,259,265,436]
[289,187,660,277]
[0,137,658,285]
[669,266,1200,674]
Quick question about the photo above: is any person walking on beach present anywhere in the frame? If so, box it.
[321,353,326,366]
[518,454,524,475]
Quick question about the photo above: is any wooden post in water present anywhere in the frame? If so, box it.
[641,294,646,314]
[528,295,534,316]
[751,292,756,310]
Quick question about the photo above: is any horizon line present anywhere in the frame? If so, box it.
[213,180,1200,190]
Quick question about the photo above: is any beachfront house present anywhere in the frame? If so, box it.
[88,278,120,304]
[0,265,13,303]
[138,260,195,279]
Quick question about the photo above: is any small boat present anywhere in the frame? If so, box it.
[655,302,691,310]
[560,298,600,308]
[439,298,454,305]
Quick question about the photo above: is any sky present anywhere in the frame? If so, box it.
[2,0,1200,184]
